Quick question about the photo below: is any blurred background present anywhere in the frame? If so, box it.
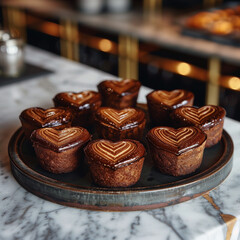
[0,0,240,120]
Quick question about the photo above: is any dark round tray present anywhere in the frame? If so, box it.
[8,125,233,211]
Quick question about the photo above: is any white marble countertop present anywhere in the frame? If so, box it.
[1,46,240,240]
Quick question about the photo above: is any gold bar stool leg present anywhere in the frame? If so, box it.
[64,20,74,60]
[65,20,73,60]
[129,37,139,80]
[60,20,67,59]
[206,57,220,105]
[118,35,139,80]
[72,23,80,62]
[14,9,26,40]
[60,20,79,61]
[143,0,162,24]
[3,7,26,40]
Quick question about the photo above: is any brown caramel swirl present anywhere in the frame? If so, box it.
[174,105,226,129]
[149,89,194,108]
[91,141,137,162]
[96,107,145,129]
[31,127,91,152]
[20,107,72,127]
[147,126,207,155]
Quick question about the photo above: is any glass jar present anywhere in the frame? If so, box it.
[0,30,25,78]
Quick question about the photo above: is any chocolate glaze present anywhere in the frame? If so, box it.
[53,91,101,111]
[31,127,91,152]
[146,89,194,126]
[95,107,146,130]
[146,126,207,155]
[53,90,102,128]
[84,139,145,170]
[172,105,226,130]
[147,89,194,109]
[98,79,141,95]
[97,79,141,109]
[19,107,72,128]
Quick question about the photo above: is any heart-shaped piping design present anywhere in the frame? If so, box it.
[60,91,95,105]
[152,127,197,148]
[103,79,140,94]
[54,91,98,105]
[91,140,137,162]
[37,127,84,147]
[147,126,206,154]
[25,108,70,125]
[152,90,186,106]
[99,108,137,126]
[176,106,219,125]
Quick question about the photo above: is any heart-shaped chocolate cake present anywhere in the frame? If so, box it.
[146,126,207,176]
[99,108,136,124]
[172,105,226,147]
[53,91,101,109]
[19,107,73,139]
[97,79,141,109]
[31,127,91,173]
[32,127,89,152]
[84,139,145,187]
[148,90,194,108]
[100,79,140,95]
[147,126,207,155]
[53,90,101,128]
[147,89,194,126]
[95,107,146,141]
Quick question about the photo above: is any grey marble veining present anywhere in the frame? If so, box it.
[0,45,239,240]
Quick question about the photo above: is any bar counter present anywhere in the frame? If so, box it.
[0,46,240,240]
[3,0,240,64]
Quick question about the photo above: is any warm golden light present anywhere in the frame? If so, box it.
[40,22,60,37]
[177,62,191,76]
[228,77,240,90]
[98,39,113,52]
